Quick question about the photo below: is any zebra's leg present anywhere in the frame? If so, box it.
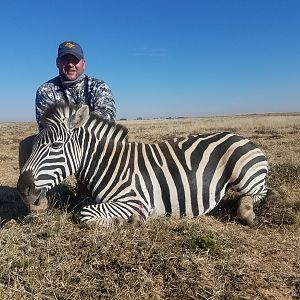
[79,200,148,228]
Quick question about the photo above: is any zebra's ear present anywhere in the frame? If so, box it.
[68,105,90,129]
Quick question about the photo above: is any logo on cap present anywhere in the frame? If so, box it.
[64,42,75,49]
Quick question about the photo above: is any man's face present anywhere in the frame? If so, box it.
[57,54,85,81]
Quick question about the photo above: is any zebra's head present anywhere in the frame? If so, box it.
[17,103,90,205]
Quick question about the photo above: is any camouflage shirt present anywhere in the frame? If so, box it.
[36,74,116,130]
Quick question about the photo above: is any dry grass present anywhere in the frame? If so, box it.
[0,113,299,300]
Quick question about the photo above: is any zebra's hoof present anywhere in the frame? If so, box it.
[127,213,144,228]
[237,196,255,226]
[239,212,256,227]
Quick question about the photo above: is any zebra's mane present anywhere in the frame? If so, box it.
[40,102,78,128]
[40,102,129,141]
[89,110,129,142]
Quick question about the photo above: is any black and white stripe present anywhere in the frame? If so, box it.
[18,103,269,226]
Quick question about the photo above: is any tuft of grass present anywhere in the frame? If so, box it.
[12,258,32,270]
[190,234,222,256]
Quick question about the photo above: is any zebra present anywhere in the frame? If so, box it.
[17,103,270,227]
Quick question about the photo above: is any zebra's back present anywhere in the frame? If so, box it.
[132,132,268,218]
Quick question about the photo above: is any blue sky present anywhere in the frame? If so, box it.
[0,0,299,121]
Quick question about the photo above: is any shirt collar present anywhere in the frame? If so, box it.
[59,74,85,88]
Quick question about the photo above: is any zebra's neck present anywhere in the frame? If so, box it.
[76,117,131,199]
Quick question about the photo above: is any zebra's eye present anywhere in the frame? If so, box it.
[51,142,64,149]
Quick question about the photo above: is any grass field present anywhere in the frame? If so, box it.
[0,113,299,299]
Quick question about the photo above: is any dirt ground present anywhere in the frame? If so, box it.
[0,114,299,299]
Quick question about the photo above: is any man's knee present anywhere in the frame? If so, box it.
[19,135,36,172]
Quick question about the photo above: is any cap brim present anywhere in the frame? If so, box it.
[57,50,84,60]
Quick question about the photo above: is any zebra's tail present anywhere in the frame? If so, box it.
[251,184,283,206]
[252,185,269,203]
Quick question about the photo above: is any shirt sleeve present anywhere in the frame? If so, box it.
[35,85,55,130]
[91,81,116,121]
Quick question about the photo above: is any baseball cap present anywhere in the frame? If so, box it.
[57,41,84,60]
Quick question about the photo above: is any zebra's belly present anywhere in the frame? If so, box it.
[150,187,227,218]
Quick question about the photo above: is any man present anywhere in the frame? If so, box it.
[36,41,116,130]
[19,41,116,211]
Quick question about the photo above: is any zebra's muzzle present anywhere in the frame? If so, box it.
[17,170,43,205]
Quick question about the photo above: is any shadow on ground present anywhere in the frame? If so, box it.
[1,184,298,228]
[47,181,96,216]
[0,182,92,227]
[0,186,29,226]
